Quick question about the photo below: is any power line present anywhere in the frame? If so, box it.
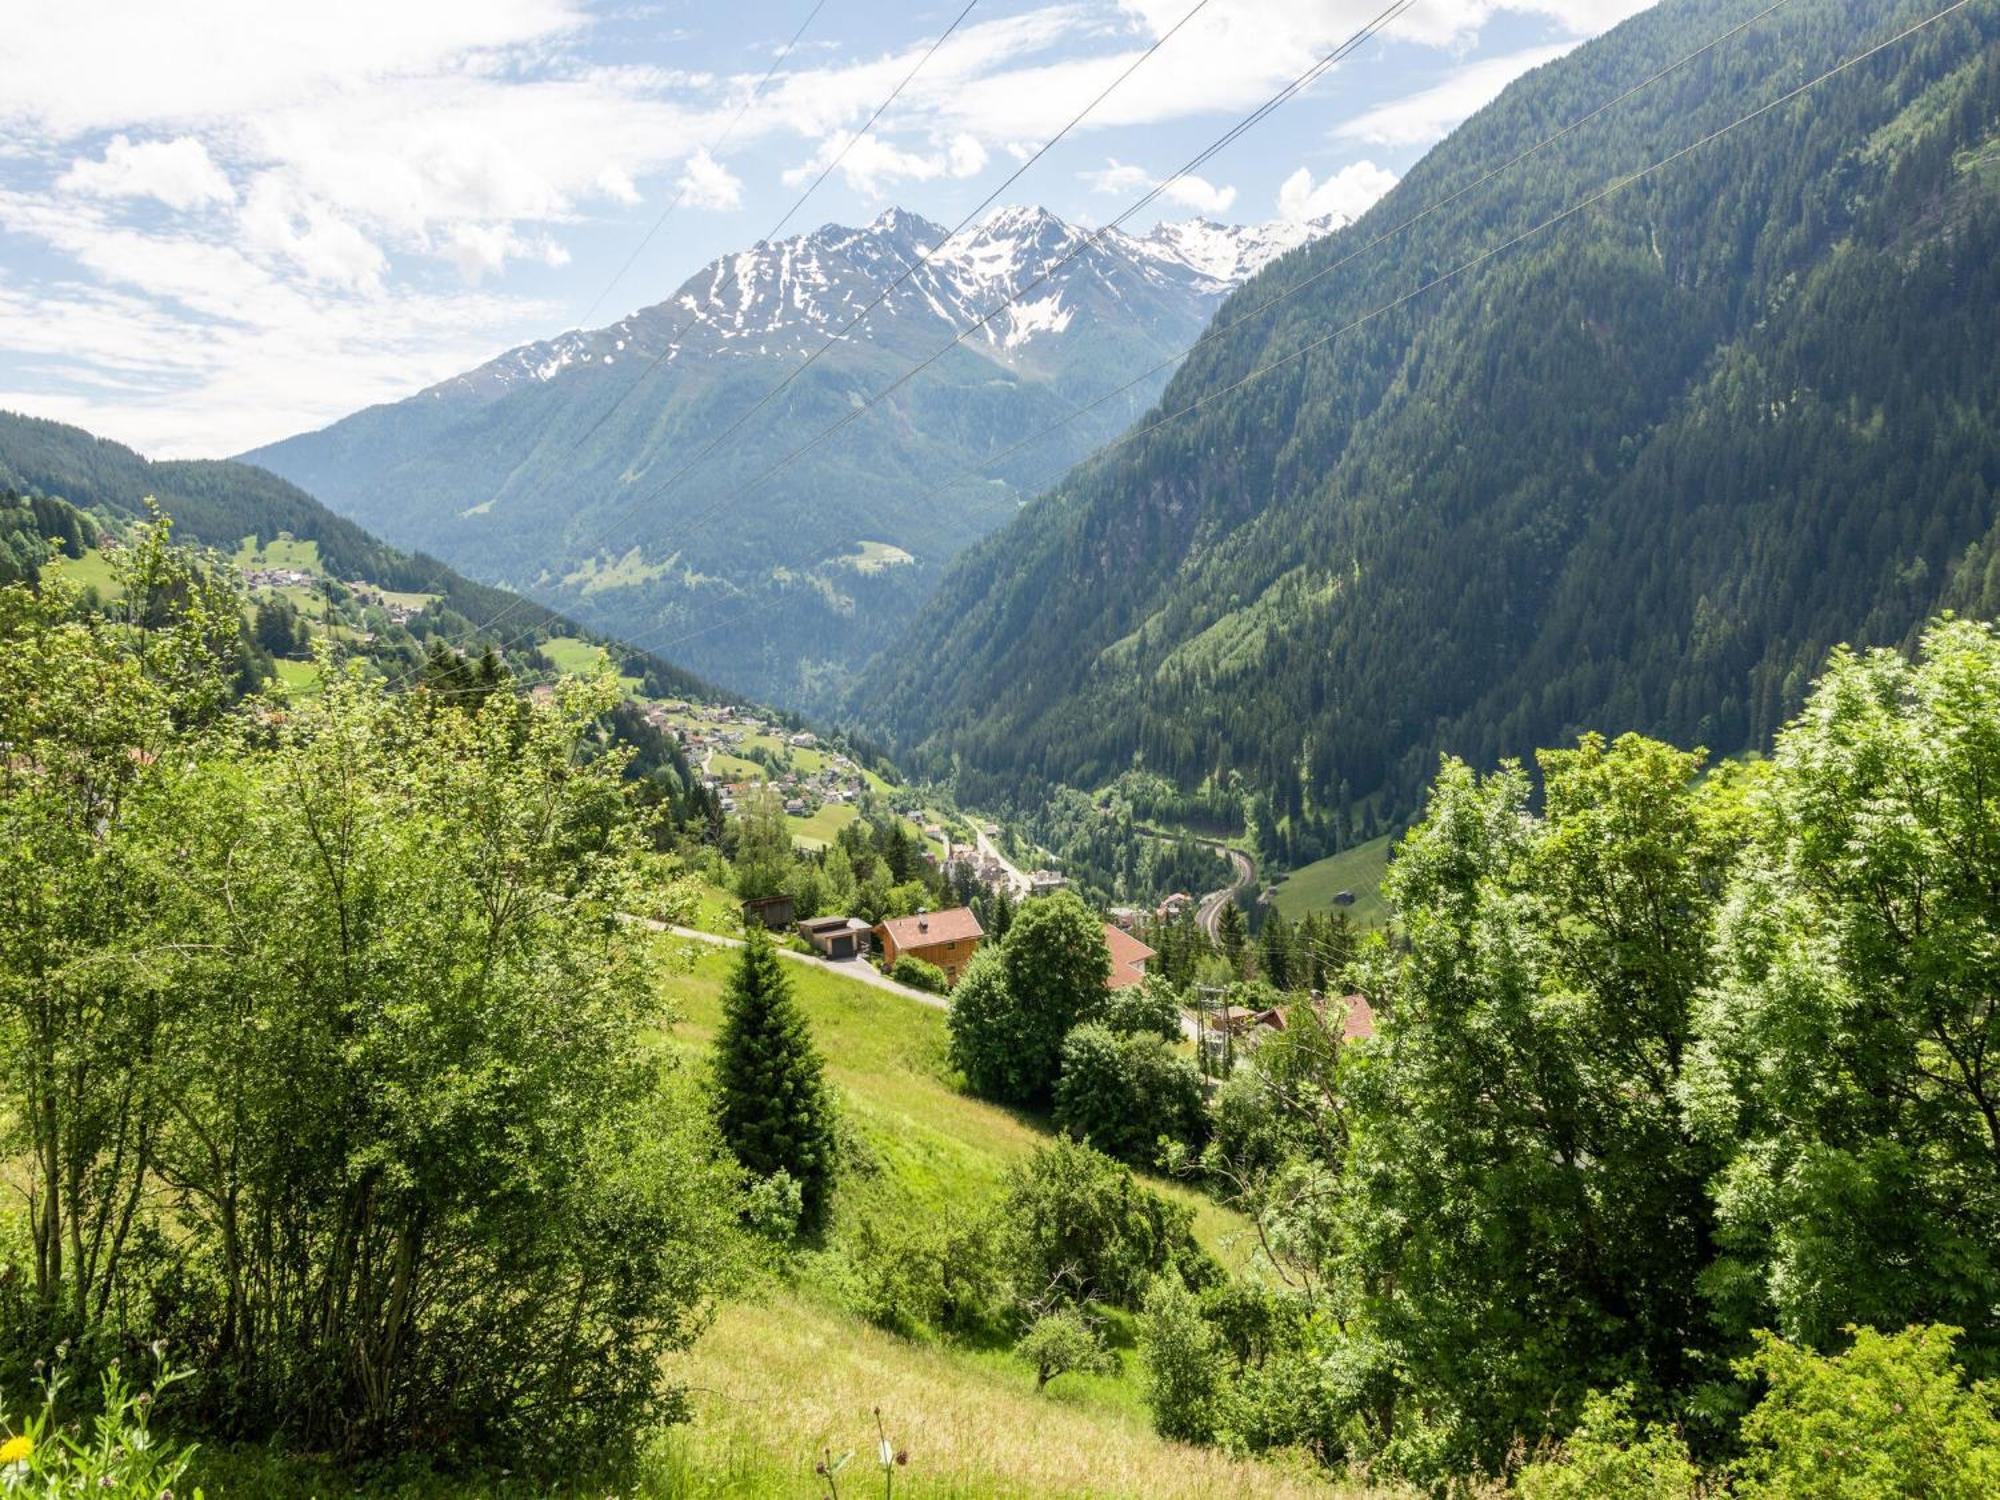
[595,0,1223,539]
[382,0,981,686]
[766,0,980,243]
[611,0,1972,669]
[541,0,970,498]
[863,0,1802,515]
[627,0,1418,558]
[401,0,1409,682]
[573,0,832,336]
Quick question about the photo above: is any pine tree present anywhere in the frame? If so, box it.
[1215,900,1249,980]
[713,925,838,1236]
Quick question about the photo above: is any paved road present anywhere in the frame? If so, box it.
[1196,844,1257,943]
[973,825,1031,896]
[663,923,949,1012]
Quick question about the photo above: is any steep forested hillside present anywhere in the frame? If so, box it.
[242,209,1329,709]
[0,409,713,701]
[866,0,2000,863]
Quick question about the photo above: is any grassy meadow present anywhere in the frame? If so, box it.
[1269,836,1393,930]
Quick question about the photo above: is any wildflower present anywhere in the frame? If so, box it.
[0,1435,29,1464]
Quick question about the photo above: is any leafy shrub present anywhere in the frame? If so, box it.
[844,1210,1005,1337]
[948,892,1110,1105]
[1015,1307,1115,1392]
[1734,1325,2000,1499]
[889,955,948,994]
[1003,1138,1216,1309]
[1139,1270,1226,1444]
[1053,1022,1208,1167]
[1514,1387,1696,1500]
[1100,982,1183,1041]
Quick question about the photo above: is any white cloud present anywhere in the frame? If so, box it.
[947,133,989,179]
[1384,1,1657,48]
[58,134,235,209]
[782,130,989,198]
[1081,157,1235,214]
[595,166,641,206]
[1278,160,1398,224]
[1081,158,1153,195]
[1337,43,1577,147]
[676,148,742,211]
[238,176,385,291]
[1159,173,1235,214]
[444,223,571,283]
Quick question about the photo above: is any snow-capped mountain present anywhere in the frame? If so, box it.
[431,205,1334,399]
[242,205,1341,707]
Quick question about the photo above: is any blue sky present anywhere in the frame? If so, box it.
[0,0,1653,458]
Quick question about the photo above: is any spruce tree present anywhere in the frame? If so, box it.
[713,925,838,1236]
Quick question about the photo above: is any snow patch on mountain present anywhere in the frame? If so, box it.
[428,205,1341,403]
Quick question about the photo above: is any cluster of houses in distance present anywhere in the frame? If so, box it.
[645,700,872,818]
[750,897,1157,994]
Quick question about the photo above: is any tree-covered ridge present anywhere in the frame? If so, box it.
[0,408,715,703]
[865,0,2000,850]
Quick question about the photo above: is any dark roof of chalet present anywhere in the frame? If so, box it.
[877,907,984,949]
[799,915,870,934]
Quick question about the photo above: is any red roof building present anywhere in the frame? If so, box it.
[1104,923,1157,989]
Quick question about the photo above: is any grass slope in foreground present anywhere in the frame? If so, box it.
[654,944,1357,1499]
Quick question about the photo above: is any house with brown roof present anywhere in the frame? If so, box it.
[875,906,984,986]
[1104,923,1157,990]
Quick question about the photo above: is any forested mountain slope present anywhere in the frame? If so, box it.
[864,0,2000,862]
[241,209,1331,709]
[0,409,714,701]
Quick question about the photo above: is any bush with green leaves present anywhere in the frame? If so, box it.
[1514,1387,1697,1500]
[947,891,1110,1105]
[888,955,948,994]
[1733,1324,2000,1499]
[1052,1022,1208,1167]
[844,1209,1005,1337]
[1100,981,1183,1042]
[1015,1306,1115,1392]
[1002,1137,1215,1310]
[1,549,743,1467]
[1139,1270,1226,1444]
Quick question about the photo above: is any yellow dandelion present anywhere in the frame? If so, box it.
[0,1433,30,1464]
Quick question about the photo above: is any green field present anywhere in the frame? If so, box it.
[540,634,643,692]
[270,658,321,694]
[231,535,321,572]
[539,634,613,674]
[46,546,124,599]
[1270,834,1395,929]
[707,750,766,783]
[789,799,859,849]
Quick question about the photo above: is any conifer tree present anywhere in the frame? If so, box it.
[1215,900,1250,980]
[713,925,838,1236]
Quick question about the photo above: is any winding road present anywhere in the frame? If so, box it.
[972,825,1031,897]
[1194,844,1257,944]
